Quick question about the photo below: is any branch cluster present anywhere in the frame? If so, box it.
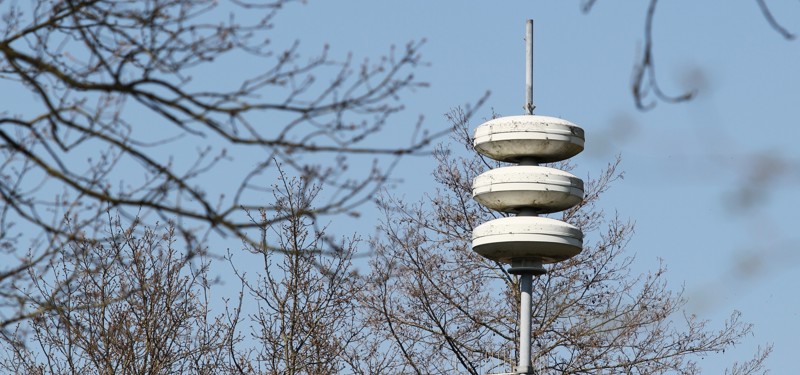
[0,0,433,255]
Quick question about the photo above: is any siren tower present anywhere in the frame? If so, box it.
[471,20,586,374]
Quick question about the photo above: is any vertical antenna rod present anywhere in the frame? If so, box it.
[525,19,534,115]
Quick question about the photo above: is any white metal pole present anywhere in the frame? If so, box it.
[518,273,533,373]
[525,19,534,115]
[518,19,535,375]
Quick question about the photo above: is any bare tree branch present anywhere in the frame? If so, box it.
[360,109,770,374]
[631,0,695,111]
[583,0,796,110]
[0,0,455,259]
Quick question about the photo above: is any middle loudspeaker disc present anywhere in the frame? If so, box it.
[472,166,583,214]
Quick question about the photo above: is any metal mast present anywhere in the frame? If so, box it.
[518,19,536,374]
[470,20,587,375]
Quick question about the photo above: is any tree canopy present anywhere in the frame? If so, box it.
[0,1,783,373]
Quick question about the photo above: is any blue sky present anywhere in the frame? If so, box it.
[5,0,797,372]
[266,0,800,372]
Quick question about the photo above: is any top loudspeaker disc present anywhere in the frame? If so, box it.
[473,115,585,163]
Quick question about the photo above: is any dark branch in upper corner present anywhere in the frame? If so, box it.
[631,0,695,111]
[756,0,796,40]
[586,0,796,111]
